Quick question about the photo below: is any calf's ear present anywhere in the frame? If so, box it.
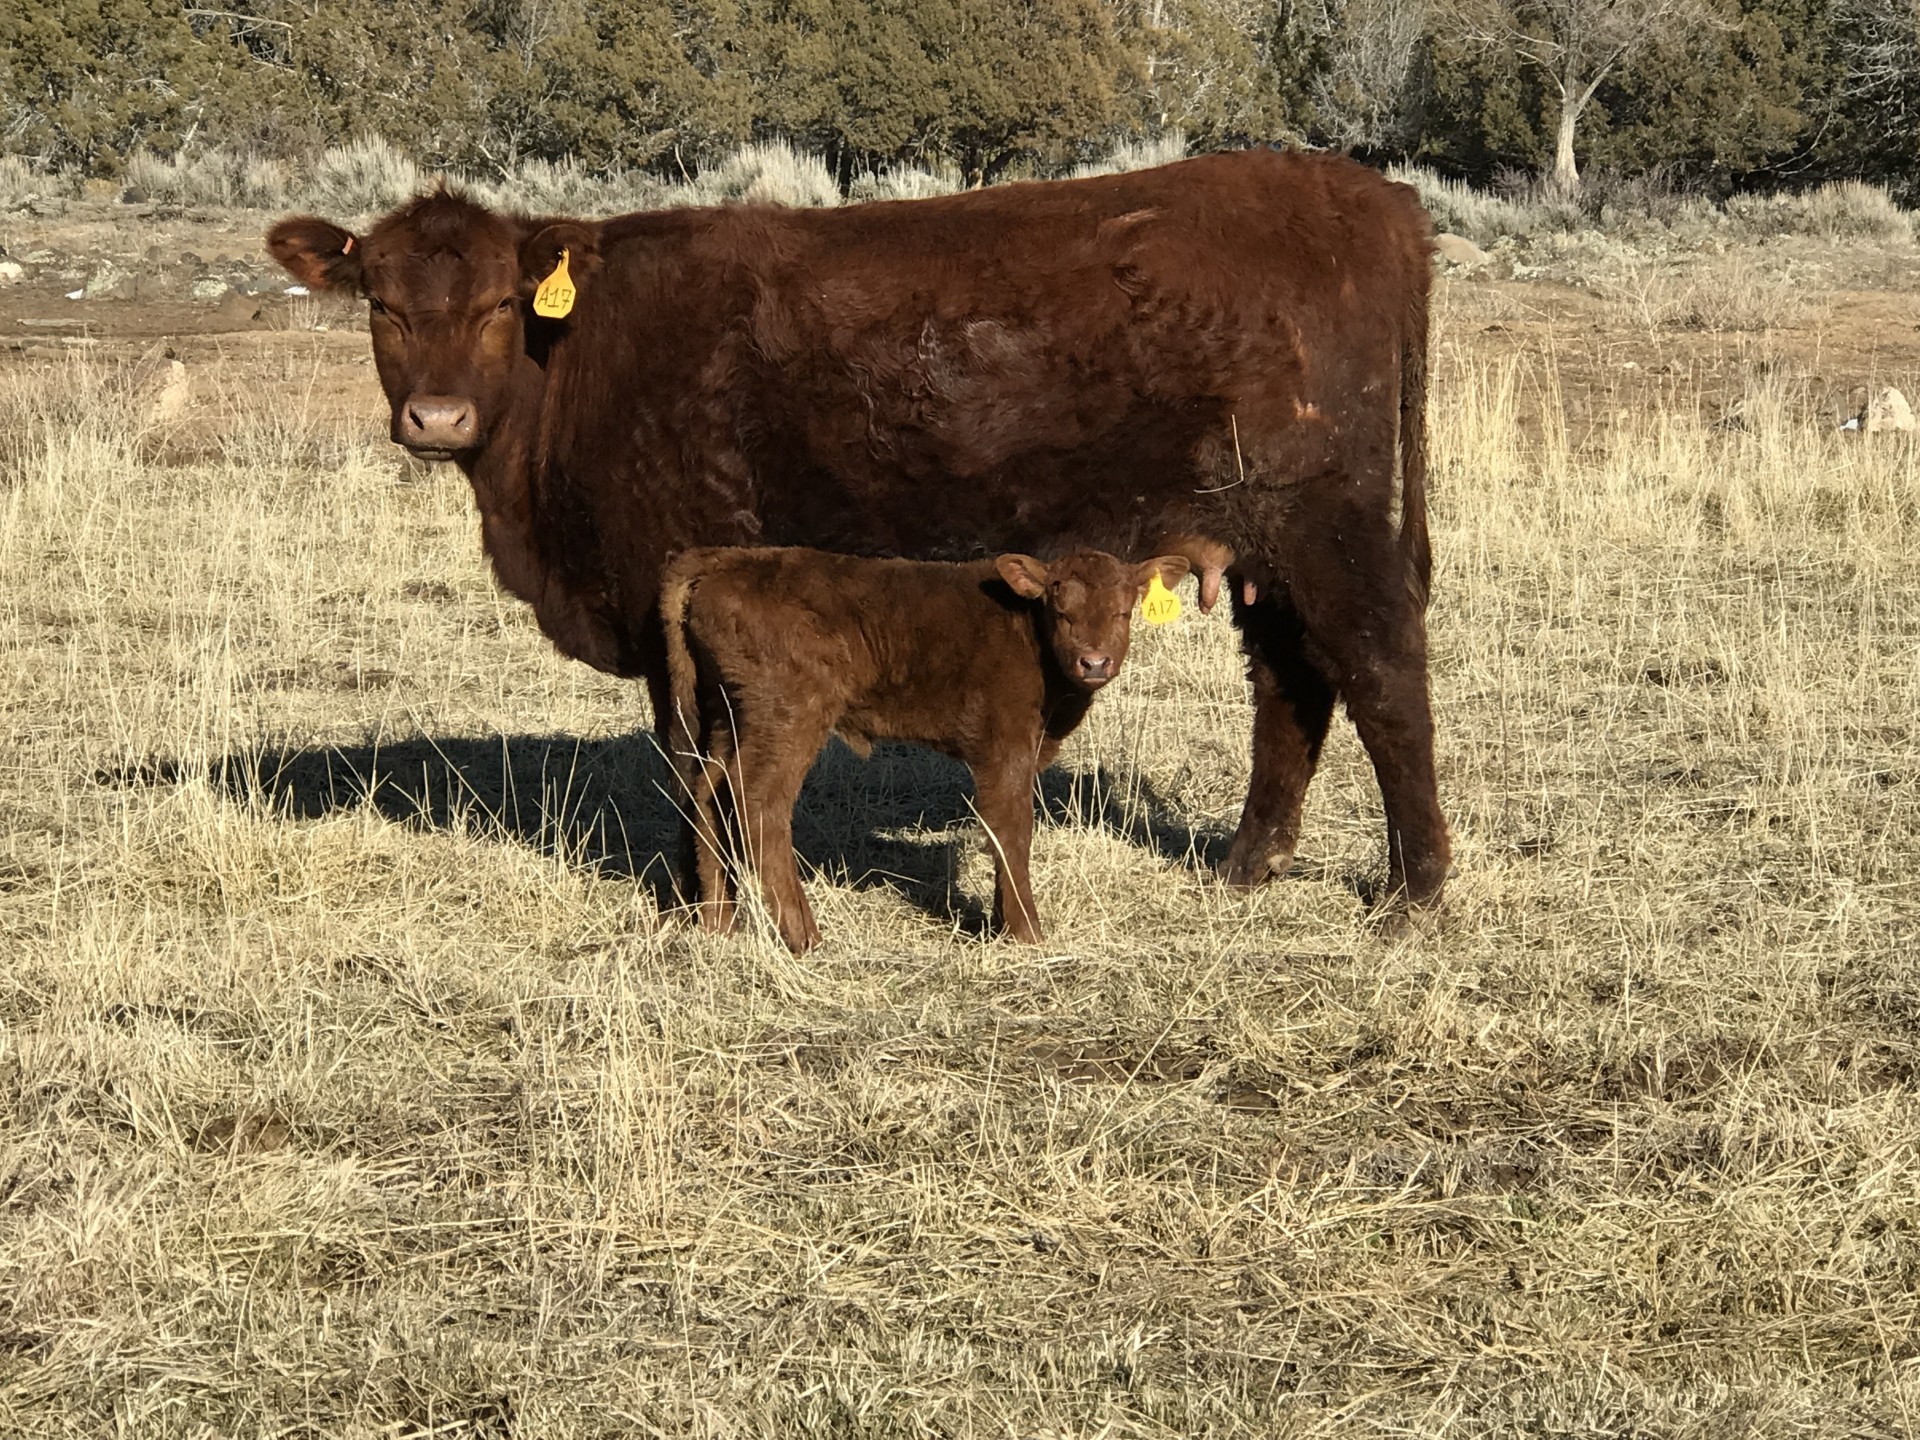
[266,217,363,291]
[1136,555,1192,593]
[518,222,603,303]
[995,554,1050,600]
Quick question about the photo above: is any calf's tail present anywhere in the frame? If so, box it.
[659,562,703,785]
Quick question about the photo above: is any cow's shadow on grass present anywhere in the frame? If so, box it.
[173,730,1228,933]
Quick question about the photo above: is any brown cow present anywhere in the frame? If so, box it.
[266,149,1449,915]
[662,546,1191,951]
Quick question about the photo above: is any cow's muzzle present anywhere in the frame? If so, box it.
[395,394,478,458]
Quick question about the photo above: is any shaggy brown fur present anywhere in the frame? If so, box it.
[662,547,1190,952]
[267,150,1449,911]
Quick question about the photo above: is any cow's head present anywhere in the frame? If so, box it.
[267,192,601,461]
[995,551,1192,690]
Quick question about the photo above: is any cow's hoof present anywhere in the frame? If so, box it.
[1221,847,1292,891]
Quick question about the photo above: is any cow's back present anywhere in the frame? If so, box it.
[549,151,1427,591]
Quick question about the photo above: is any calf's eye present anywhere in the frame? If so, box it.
[368,297,388,315]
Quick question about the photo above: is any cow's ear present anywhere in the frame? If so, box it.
[995,554,1049,600]
[1137,555,1191,594]
[267,217,363,292]
[518,222,602,303]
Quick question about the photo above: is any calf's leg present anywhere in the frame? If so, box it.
[686,723,739,934]
[972,757,1043,943]
[730,715,831,953]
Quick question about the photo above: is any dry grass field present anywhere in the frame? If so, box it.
[2,210,1919,1436]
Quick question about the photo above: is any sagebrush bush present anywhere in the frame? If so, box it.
[692,140,839,208]
[1390,164,1583,242]
[1069,131,1188,179]
[1726,181,1915,242]
[849,162,964,202]
[476,157,668,216]
[305,136,423,216]
[0,154,72,212]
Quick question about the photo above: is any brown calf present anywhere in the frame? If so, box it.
[662,547,1191,951]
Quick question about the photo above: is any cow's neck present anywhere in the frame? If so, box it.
[456,359,640,679]
[459,367,546,606]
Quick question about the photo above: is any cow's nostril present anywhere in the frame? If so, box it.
[1078,655,1113,678]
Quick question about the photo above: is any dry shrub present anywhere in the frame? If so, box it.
[474,157,669,216]
[1069,130,1188,179]
[0,154,73,212]
[690,139,840,208]
[1390,162,1583,242]
[122,148,289,210]
[1598,256,1809,333]
[304,136,424,216]
[849,161,965,202]
[1726,180,1916,242]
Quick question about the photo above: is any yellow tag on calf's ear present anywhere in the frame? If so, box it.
[1141,572,1182,625]
[533,248,576,319]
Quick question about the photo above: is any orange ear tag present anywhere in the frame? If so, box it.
[1141,572,1182,625]
[533,248,576,319]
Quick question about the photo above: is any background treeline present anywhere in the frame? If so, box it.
[0,0,1915,200]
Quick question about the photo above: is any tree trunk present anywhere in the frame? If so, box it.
[1551,93,1580,195]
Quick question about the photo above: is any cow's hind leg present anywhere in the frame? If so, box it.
[1288,513,1451,911]
[1223,588,1336,889]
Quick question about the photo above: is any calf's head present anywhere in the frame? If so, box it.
[267,193,600,462]
[995,551,1192,690]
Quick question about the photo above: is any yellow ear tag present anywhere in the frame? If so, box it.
[533,248,576,319]
[1141,572,1182,625]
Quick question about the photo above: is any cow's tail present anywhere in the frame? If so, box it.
[1400,282,1433,609]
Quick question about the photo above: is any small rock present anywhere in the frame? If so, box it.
[180,251,204,268]
[1865,386,1914,435]
[190,277,230,300]
[212,290,264,328]
[64,288,84,301]
[83,264,127,300]
[121,187,149,205]
[141,359,191,422]
[1433,233,1491,268]
[0,261,23,285]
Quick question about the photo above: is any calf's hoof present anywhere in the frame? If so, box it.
[693,902,738,935]
[777,919,824,954]
[1376,898,1446,941]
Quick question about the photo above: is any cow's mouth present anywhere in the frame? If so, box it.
[400,443,460,463]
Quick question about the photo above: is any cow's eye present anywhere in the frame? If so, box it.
[367,296,388,315]
[495,297,515,315]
